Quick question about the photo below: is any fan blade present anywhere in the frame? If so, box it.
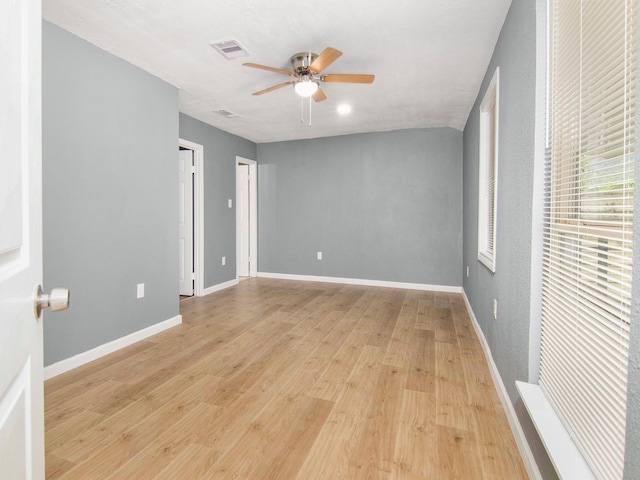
[309,47,342,73]
[243,62,294,76]
[322,74,375,84]
[312,87,327,102]
[252,81,294,96]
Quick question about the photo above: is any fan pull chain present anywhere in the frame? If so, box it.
[299,95,312,126]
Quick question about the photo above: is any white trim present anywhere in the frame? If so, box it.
[461,290,543,480]
[43,315,182,380]
[201,278,239,296]
[236,156,257,277]
[516,382,595,480]
[528,0,548,382]
[179,139,205,297]
[257,272,462,293]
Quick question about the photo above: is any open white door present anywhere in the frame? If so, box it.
[235,157,257,278]
[178,149,194,296]
[236,164,250,277]
[0,0,45,477]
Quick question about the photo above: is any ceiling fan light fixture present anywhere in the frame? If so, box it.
[294,79,319,97]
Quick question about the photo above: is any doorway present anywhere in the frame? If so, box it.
[236,157,257,278]
[178,139,204,296]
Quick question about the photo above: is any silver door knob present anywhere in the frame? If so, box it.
[34,285,70,318]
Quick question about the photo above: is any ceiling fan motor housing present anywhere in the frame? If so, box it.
[291,52,319,75]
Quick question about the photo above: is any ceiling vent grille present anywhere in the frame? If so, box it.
[211,40,250,60]
[214,109,239,119]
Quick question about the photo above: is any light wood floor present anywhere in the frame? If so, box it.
[44,278,528,479]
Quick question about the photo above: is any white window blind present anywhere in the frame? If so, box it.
[540,0,636,478]
[478,68,499,272]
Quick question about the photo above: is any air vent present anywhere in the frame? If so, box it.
[211,40,250,60]
[214,109,239,119]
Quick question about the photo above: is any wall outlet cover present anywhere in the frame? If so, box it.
[137,283,144,299]
[317,251,323,260]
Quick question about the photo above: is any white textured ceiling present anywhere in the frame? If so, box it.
[42,0,512,143]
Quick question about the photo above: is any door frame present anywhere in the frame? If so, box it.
[179,139,205,296]
[236,156,257,277]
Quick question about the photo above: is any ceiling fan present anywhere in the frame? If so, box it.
[243,47,375,102]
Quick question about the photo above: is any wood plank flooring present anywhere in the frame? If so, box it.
[44,278,528,479]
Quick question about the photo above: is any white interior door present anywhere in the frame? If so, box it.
[178,149,194,296]
[0,0,45,478]
[236,164,250,277]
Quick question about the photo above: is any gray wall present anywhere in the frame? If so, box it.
[178,114,256,287]
[463,0,535,409]
[42,21,179,366]
[257,128,462,286]
[463,1,640,479]
[462,1,557,477]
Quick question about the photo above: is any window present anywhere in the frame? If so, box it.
[540,1,636,478]
[478,68,499,272]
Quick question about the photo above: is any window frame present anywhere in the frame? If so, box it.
[477,67,500,272]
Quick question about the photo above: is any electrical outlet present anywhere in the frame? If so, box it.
[466,266,470,278]
[493,299,498,320]
[228,199,233,208]
[222,256,226,266]
[137,283,144,299]
[317,251,323,260]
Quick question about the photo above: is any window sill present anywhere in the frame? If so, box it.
[516,381,595,480]
[477,252,495,273]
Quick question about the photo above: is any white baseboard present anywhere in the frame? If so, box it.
[257,272,462,293]
[200,278,239,296]
[461,290,542,480]
[44,314,182,380]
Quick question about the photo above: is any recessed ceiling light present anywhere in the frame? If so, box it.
[337,104,352,116]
